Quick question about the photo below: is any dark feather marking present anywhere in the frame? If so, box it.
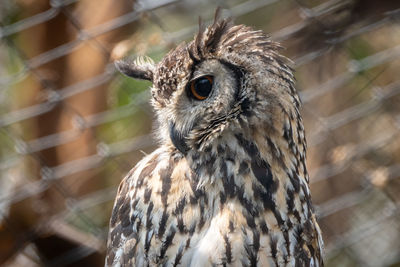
[244,209,256,229]
[190,182,205,204]
[246,229,260,267]
[174,197,187,215]
[160,226,177,259]
[287,219,293,229]
[110,225,122,248]
[274,209,284,227]
[229,221,235,233]
[126,200,140,232]
[304,219,314,238]
[204,144,212,153]
[138,158,158,188]
[122,223,133,237]
[158,209,169,239]
[266,137,284,165]
[252,181,285,228]
[240,97,253,117]
[220,192,226,206]
[143,188,152,204]
[283,230,290,263]
[223,234,232,263]
[234,133,277,195]
[173,245,184,267]
[160,159,174,207]
[283,121,291,141]
[185,224,196,249]
[292,173,301,195]
[136,218,142,232]
[244,237,257,267]
[131,199,139,212]
[185,237,191,250]
[225,153,235,163]
[252,230,260,252]
[250,158,276,193]
[252,183,274,211]
[146,202,154,230]
[293,209,302,223]
[283,120,297,155]
[302,160,308,178]
[270,236,279,267]
[293,225,310,265]
[220,160,236,198]
[111,194,126,227]
[237,186,258,219]
[197,201,205,232]
[239,161,249,175]
[144,227,154,254]
[118,199,131,228]
[110,207,119,227]
[177,217,185,234]
[308,244,315,260]
[286,188,298,221]
[217,145,225,154]
[259,220,268,234]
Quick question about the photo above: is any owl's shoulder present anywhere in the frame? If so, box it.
[106,146,189,266]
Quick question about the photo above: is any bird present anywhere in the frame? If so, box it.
[106,9,324,267]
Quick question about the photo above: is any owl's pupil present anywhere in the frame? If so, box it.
[193,76,213,98]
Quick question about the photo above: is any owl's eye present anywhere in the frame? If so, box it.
[189,75,214,100]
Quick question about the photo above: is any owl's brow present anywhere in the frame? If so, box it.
[219,59,245,101]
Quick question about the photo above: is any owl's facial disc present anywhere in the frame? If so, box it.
[166,59,243,153]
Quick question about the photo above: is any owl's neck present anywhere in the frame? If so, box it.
[178,115,324,264]
[185,118,313,227]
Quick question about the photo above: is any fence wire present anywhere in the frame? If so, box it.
[1,0,400,266]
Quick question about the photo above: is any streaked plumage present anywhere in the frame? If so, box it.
[106,10,324,267]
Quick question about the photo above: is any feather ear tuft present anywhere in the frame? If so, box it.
[115,56,155,82]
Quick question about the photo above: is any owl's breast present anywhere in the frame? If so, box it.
[175,199,282,267]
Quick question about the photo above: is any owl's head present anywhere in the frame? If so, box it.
[116,10,300,155]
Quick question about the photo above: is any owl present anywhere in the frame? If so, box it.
[106,10,324,267]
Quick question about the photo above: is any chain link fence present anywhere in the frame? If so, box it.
[1,0,400,266]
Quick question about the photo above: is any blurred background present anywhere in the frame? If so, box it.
[0,0,400,266]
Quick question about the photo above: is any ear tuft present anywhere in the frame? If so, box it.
[115,57,155,82]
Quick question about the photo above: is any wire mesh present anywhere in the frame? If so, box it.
[1,0,400,266]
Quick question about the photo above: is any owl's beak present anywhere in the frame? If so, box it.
[169,121,189,154]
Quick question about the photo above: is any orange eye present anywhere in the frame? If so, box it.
[189,75,214,100]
